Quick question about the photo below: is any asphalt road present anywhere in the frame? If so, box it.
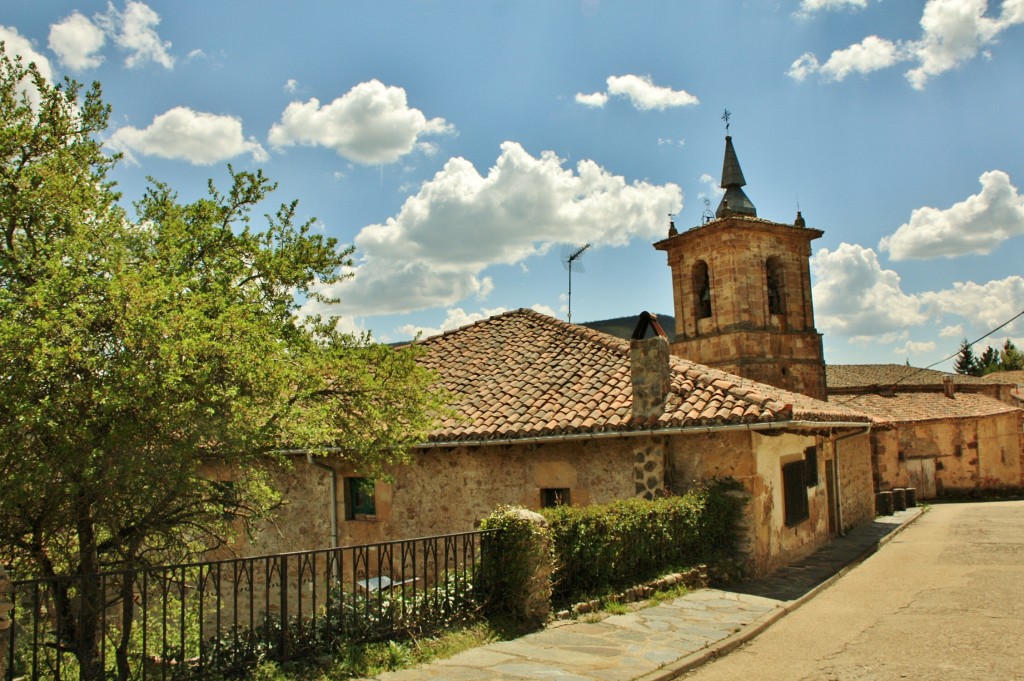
[682,500,1024,681]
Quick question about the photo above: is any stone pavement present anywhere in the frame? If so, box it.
[365,507,923,681]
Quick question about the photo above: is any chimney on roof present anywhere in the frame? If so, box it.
[630,312,671,422]
[942,375,956,399]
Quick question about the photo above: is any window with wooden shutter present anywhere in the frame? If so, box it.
[804,446,819,487]
[783,460,809,527]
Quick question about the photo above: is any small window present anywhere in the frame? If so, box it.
[782,460,809,527]
[541,488,571,508]
[804,446,818,487]
[346,477,376,519]
[766,257,785,315]
[693,261,712,319]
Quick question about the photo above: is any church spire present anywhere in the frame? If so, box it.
[715,132,757,219]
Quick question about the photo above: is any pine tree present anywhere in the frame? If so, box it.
[953,338,981,376]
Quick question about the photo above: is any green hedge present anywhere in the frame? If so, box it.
[541,482,744,608]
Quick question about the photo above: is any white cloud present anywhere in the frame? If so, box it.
[798,0,869,12]
[0,25,53,105]
[606,75,699,110]
[920,276,1024,334]
[284,79,299,94]
[48,12,106,70]
[0,25,53,81]
[894,339,938,356]
[819,36,903,81]
[108,107,268,165]
[268,79,453,165]
[96,1,174,69]
[575,91,609,108]
[576,74,698,111]
[811,243,927,341]
[789,0,1024,88]
[397,304,559,340]
[303,142,682,317]
[939,324,965,337]
[879,170,1024,260]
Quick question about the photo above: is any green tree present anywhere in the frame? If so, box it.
[953,338,981,376]
[978,345,1001,375]
[1000,339,1024,371]
[0,47,443,678]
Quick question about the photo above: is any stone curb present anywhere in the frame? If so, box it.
[634,507,927,681]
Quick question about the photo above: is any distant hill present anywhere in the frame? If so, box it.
[579,313,676,340]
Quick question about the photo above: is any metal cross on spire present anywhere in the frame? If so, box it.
[722,109,731,135]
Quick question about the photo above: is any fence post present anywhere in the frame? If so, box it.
[0,564,12,681]
[278,554,288,661]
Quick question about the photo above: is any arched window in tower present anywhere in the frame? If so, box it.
[766,256,784,316]
[693,260,712,319]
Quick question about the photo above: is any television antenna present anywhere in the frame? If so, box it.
[562,243,591,324]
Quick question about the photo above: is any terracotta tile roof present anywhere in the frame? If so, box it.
[827,391,1020,425]
[979,370,1024,386]
[415,309,869,445]
[826,364,990,390]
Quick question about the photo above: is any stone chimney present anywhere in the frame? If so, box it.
[630,312,671,422]
[942,375,956,399]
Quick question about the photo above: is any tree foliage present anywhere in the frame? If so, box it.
[959,338,1024,376]
[953,338,980,376]
[0,46,444,677]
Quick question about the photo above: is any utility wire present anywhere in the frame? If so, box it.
[831,306,1024,405]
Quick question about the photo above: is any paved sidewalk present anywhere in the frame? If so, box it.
[366,507,923,681]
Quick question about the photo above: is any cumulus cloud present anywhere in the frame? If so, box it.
[939,324,965,337]
[894,339,938,356]
[575,91,609,108]
[575,74,698,111]
[48,12,106,70]
[788,0,1024,88]
[268,80,453,165]
[0,25,54,105]
[304,142,681,317]
[48,1,173,71]
[811,243,927,341]
[108,107,268,165]
[879,171,1024,260]
[395,305,552,340]
[920,276,1024,334]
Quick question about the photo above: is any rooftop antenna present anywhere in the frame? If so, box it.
[722,108,731,135]
[562,243,591,324]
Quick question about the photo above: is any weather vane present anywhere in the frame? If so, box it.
[722,109,731,135]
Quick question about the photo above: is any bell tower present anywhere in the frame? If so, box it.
[654,132,827,400]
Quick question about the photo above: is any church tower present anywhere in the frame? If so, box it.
[654,132,827,400]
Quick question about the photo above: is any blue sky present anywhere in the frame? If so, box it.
[4,0,1024,369]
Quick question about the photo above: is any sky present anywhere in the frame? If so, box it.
[4,0,1024,370]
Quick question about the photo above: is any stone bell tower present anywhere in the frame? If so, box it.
[653,132,827,400]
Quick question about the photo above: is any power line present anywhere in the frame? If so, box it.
[830,306,1024,405]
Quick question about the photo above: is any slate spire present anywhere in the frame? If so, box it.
[715,135,757,219]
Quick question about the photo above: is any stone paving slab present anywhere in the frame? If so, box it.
[363,507,923,681]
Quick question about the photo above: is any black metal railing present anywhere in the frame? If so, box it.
[3,530,490,680]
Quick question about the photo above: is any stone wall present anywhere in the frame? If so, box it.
[665,429,837,576]
[835,430,875,530]
[872,413,1024,499]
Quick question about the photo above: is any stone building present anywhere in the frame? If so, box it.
[654,135,827,401]
[826,364,1024,498]
[255,309,874,577]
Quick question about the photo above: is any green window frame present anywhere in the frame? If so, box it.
[346,477,376,519]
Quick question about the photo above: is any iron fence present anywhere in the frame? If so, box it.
[3,530,491,680]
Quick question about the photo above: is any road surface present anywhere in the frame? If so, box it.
[683,500,1024,680]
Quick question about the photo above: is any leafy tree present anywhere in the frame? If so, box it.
[953,338,981,376]
[0,46,443,678]
[978,345,1001,375]
[1000,339,1024,371]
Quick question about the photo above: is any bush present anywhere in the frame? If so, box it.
[542,482,744,607]
[475,507,554,629]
